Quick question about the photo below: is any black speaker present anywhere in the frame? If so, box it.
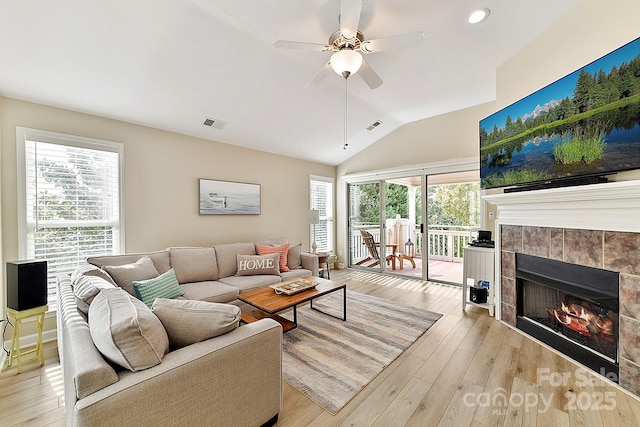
[469,286,488,304]
[6,260,48,311]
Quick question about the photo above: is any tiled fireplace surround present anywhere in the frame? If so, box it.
[485,180,640,397]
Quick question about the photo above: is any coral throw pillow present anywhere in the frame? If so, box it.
[255,243,290,272]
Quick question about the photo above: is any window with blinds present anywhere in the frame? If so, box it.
[17,128,124,307]
[310,175,334,253]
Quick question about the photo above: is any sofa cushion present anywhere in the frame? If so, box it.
[71,263,117,286]
[236,253,280,277]
[133,269,185,307]
[103,256,160,296]
[287,243,303,270]
[88,250,171,274]
[89,288,169,372]
[73,275,117,314]
[258,237,302,270]
[179,281,239,303]
[151,299,241,349]
[255,243,290,272]
[214,242,256,278]
[168,247,219,283]
[218,274,283,293]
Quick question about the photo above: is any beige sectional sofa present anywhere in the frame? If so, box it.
[86,242,318,310]
[57,240,318,426]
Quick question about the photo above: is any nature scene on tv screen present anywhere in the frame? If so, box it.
[480,36,640,189]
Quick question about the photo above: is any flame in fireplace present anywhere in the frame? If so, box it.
[552,301,613,338]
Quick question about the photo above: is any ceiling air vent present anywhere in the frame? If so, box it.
[202,117,227,129]
[366,120,382,131]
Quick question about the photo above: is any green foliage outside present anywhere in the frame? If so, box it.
[480,169,553,189]
[553,128,607,164]
[37,148,112,221]
[427,183,479,228]
[352,182,479,228]
[32,145,116,275]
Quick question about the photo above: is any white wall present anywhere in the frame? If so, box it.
[0,97,335,334]
[496,0,640,111]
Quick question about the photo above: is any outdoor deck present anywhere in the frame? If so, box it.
[353,257,464,284]
[350,224,475,285]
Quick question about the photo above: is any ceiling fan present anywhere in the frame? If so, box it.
[273,0,425,89]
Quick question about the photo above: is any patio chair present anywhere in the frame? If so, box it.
[355,229,396,269]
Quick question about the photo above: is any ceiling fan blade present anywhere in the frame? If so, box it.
[361,31,426,53]
[340,0,362,39]
[358,58,383,89]
[273,40,331,51]
[306,61,332,88]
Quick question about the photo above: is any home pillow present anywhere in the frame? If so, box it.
[235,253,280,276]
[255,243,290,272]
[88,288,169,372]
[151,298,241,349]
[103,256,160,296]
[73,275,117,314]
[132,268,184,307]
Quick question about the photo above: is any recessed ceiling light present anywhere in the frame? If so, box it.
[468,8,490,24]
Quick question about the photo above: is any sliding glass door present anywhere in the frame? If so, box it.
[383,177,423,278]
[347,177,423,277]
[347,182,383,272]
[347,170,480,285]
[426,171,480,284]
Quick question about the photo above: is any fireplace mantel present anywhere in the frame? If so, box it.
[483,180,640,233]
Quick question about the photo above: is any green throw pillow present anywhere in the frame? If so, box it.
[133,268,184,307]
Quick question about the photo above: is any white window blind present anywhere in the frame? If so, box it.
[310,175,334,253]
[17,128,124,307]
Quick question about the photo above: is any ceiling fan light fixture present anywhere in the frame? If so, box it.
[468,8,490,24]
[330,49,363,77]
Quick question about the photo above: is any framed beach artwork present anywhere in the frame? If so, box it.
[199,179,261,215]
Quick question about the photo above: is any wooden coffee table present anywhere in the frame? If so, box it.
[238,276,346,332]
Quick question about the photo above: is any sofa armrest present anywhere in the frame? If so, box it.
[300,252,319,277]
[73,319,283,426]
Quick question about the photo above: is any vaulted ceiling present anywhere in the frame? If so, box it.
[0,0,582,165]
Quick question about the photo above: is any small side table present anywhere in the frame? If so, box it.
[462,246,495,316]
[7,305,48,373]
[317,253,331,279]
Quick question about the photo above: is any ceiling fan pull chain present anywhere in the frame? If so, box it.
[343,76,349,150]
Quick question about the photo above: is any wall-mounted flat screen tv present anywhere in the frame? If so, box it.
[480,36,640,191]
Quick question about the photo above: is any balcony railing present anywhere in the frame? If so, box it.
[350,223,478,264]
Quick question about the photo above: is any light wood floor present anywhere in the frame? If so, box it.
[2,269,639,426]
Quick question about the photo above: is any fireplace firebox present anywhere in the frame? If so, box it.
[516,253,619,380]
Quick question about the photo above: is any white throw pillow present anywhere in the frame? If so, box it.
[152,298,241,349]
[89,288,169,372]
[73,275,117,314]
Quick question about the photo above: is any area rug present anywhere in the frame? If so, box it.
[281,290,442,414]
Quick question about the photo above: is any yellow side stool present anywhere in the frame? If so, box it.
[6,305,48,373]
